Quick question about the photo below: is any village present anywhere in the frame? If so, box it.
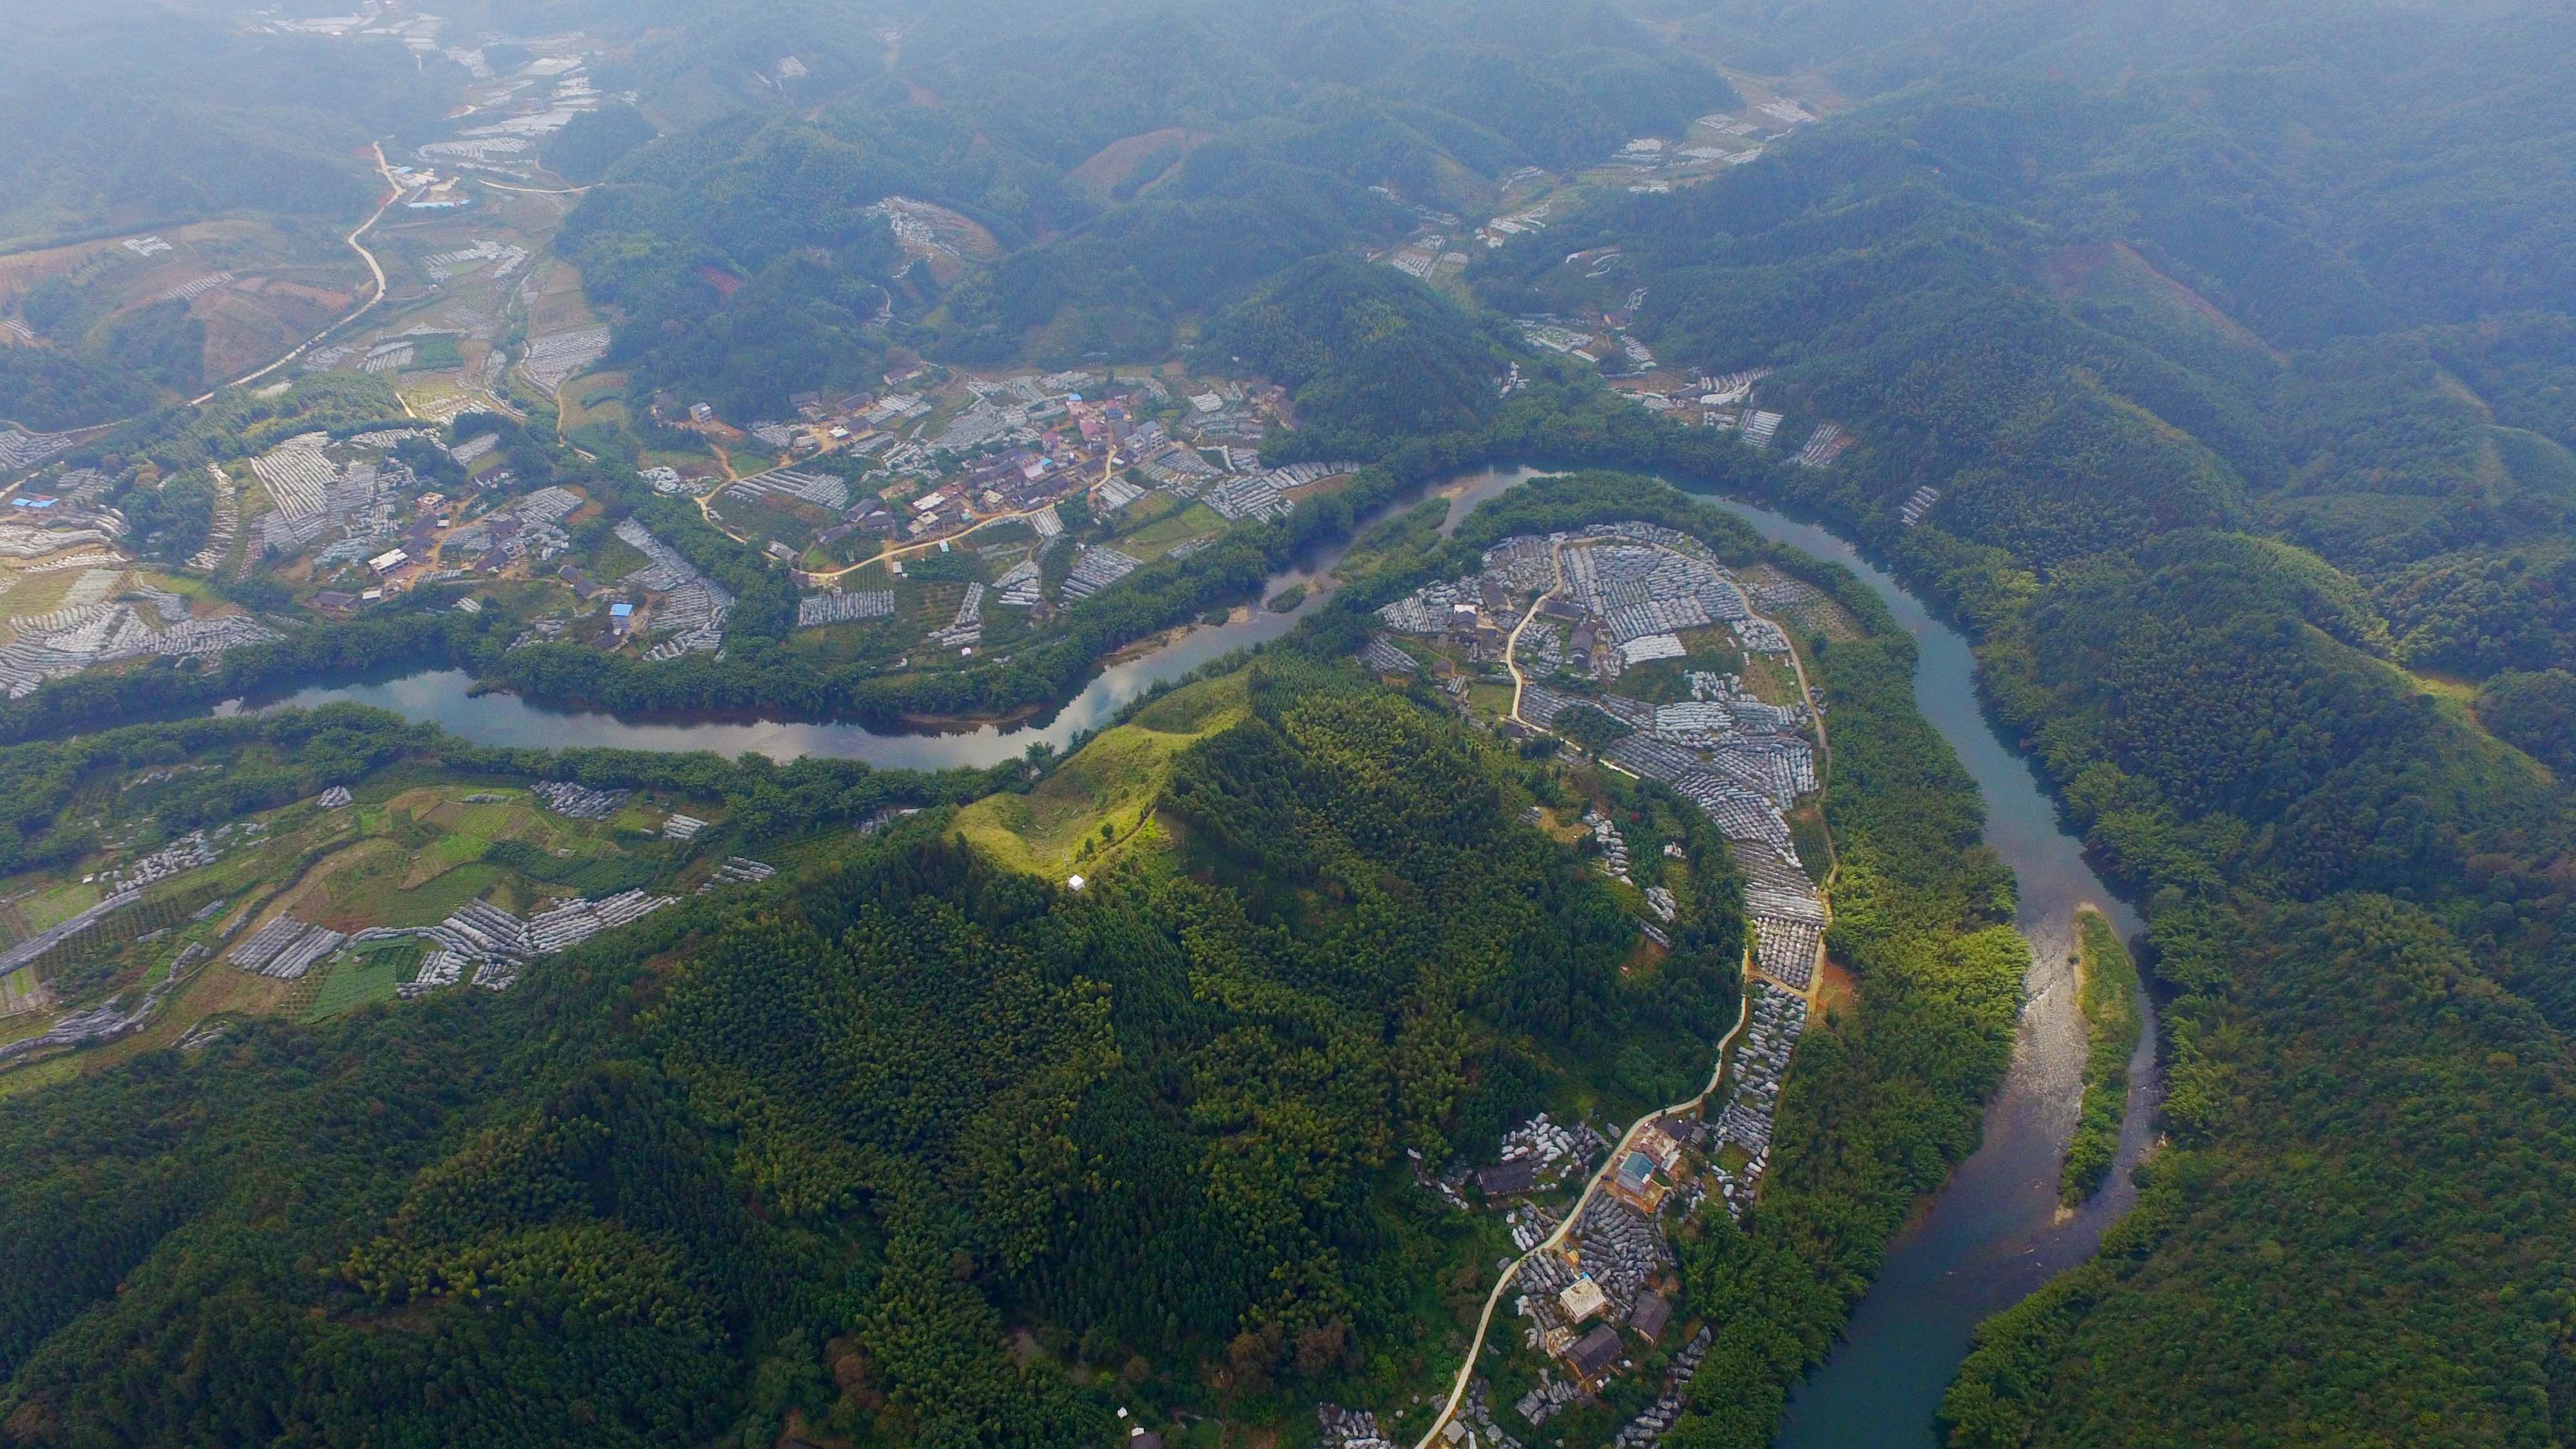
[1372,95,1811,290]
[0,759,801,1086]
[0,453,282,697]
[649,361,1363,669]
[0,19,1844,731]
[0,345,1374,718]
[1343,521,1843,1446]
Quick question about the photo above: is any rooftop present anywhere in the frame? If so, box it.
[1567,1321,1624,1379]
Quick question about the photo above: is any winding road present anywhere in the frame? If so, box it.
[3,143,404,480]
[1412,986,1752,1449]
[1415,574,1837,1448]
[185,142,404,407]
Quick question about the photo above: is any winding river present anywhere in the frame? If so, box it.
[1714,502,2158,1449]
[230,466,2155,1445]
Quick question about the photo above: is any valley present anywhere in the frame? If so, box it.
[1,1,2573,1447]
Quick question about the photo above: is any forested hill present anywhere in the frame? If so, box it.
[1557,0,2576,646]
[1454,3,2576,1443]
[0,0,455,248]
[1201,259,1520,457]
[557,0,1736,406]
[0,661,1745,1445]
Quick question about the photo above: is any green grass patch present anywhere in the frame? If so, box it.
[706,487,824,550]
[2060,905,2142,1205]
[406,334,465,372]
[0,1056,80,1097]
[303,942,416,1021]
[1115,500,1225,556]
[410,829,491,884]
[590,535,647,579]
[384,862,507,927]
[952,672,1249,878]
[1110,488,1183,529]
[607,801,663,836]
[1335,497,1448,583]
[21,882,101,932]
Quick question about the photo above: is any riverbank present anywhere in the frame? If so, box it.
[1712,497,2159,1449]
[2060,907,2143,1207]
[215,466,2162,1446]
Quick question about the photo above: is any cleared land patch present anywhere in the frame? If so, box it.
[952,672,1247,877]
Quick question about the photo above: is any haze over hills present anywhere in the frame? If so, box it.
[0,1,2573,1447]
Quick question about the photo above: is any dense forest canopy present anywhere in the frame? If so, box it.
[555,0,1736,402]
[0,660,1750,1444]
[1443,2,2576,1443]
[6,0,2576,1445]
[0,0,455,247]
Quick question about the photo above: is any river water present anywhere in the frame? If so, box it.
[231,466,2154,1445]
[225,467,1546,769]
[1708,503,2158,1449]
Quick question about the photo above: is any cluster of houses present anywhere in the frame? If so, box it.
[1510,1189,1681,1412]
[1792,422,1851,468]
[1374,526,1833,997]
[519,324,612,392]
[1607,1325,1718,1448]
[1475,1112,1614,1203]
[417,44,601,185]
[392,887,676,994]
[532,779,629,819]
[0,428,75,474]
[506,616,567,651]
[1458,1109,1698,1419]
[96,831,219,892]
[249,431,594,611]
[1061,545,1143,602]
[1383,229,1470,282]
[0,757,775,1075]
[422,238,531,285]
[1463,1085,1797,1428]
[1605,113,1778,191]
[669,371,1347,659]
[1383,522,1764,680]
[252,431,421,558]
[926,581,986,651]
[797,589,895,629]
[0,926,193,1068]
[1314,1405,1399,1449]
[0,889,144,992]
[699,856,776,890]
[1346,518,1846,1435]
[226,913,348,980]
[1584,808,1634,885]
[991,558,1043,608]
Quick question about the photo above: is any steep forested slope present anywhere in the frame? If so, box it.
[0,663,1738,1445]
[1468,4,2576,1442]
[556,0,1737,398]
[0,0,455,248]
